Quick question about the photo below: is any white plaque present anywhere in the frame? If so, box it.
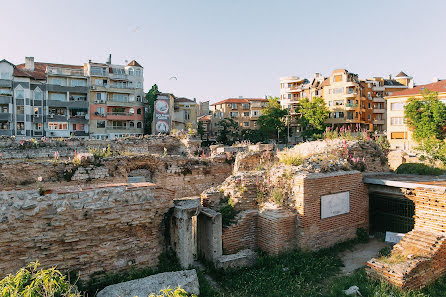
[385,231,405,244]
[321,191,350,219]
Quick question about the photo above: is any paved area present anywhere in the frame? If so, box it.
[339,238,391,274]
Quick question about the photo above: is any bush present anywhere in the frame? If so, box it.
[0,261,80,297]
[356,227,369,243]
[219,196,238,227]
[278,150,303,166]
[149,286,197,297]
[395,163,445,176]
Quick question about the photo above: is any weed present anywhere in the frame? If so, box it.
[219,196,238,227]
[271,188,284,206]
[278,150,303,166]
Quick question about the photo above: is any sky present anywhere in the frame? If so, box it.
[1,0,445,103]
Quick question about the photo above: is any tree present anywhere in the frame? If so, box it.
[216,118,240,145]
[404,90,446,163]
[197,121,205,140]
[241,129,266,143]
[257,97,288,142]
[298,97,329,139]
[144,84,160,134]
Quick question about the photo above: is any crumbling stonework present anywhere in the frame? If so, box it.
[0,183,175,279]
[222,210,258,254]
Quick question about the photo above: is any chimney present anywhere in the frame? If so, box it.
[193,97,196,102]
[433,77,439,83]
[238,96,243,99]
[388,74,392,80]
[25,57,34,71]
[88,59,92,63]
[106,54,112,64]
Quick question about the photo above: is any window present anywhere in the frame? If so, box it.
[231,103,237,109]
[128,68,134,76]
[368,103,371,108]
[15,88,24,99]
[243,112,249,117]
[230,112,238,118]
[95,79,106,86]
[347,112,354,120]
[288,94,291,99]
[242,103,249,109]
[391,102,405,110]
[33,107,41,115]
[185,110,190,120]
[135,69,141,76]
[391,117,405,126]
[96,92,106,102]
[251,110,259,117]
[137,82,142,89]
[16,122,25,130]
[73,124,84,131]
[49,93,66,101]
[137,122,142,128]
[71,79,86,87]
[112,94,129,102]
[391,132,407,139]
[34,123,42,131]
[0,72,11,80]
[137,108,142,115]
[334,100,344,106]
[34,89,42,100]
[328,101,332,106]
[96,107,105,115]
[48,122,68,130]
[97,121,106,128]
[129,108,135,114]
[129,121,135,128]
[253,121,257,127]
[16,106,24,114]
[136,95,142,102]
[333,75,342,82]
[91,67,106,76]
[243,121,250,127]
[51,78,64,86]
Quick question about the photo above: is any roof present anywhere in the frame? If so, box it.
[127,60,142,67]
[0,59,15,67]
[15,62,83,80]
[388,79,446,97]
[198,115,211,121]
[320,78,331,87]
[396,71,409,78]
[333,69,347,74]
[211,98,268,106]
[175,97,195,103]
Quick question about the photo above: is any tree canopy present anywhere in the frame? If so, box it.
[297,97,329,139]
[257,97,288,142]
[216,118,240,145]
[144,84,160,134]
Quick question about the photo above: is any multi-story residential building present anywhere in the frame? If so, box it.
[210,97,268,133]
[385,79,445,151]
[172,97,198,131]
[198,100,210,117]
[0,59,15,136]
[88,57,145,139]
[197,114,212,139]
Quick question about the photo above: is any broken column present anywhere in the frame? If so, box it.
[171,197,201,268]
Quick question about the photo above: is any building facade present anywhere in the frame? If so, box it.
[173,97,198,132]
[385,79,446,151]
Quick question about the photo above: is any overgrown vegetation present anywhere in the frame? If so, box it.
[257,96,288,143]
[219,196,238,227]
[149,286,197,297]
[277,150,303,166]
[395,163,445,176]
[0,261,80,297]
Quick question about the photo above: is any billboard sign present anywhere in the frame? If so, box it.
[154,95,171,134]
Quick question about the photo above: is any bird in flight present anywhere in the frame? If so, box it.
[169,76,178,80]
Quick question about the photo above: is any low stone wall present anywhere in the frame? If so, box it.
[221,172,264,211]
[0,183,175,279]
[222,210,258,254]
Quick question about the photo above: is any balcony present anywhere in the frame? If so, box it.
[46,66,85,77]
[345,103,358,109]
[0,95,12,104]
[47,84,88,93]
[90,70,108,77]
[373,108,385,113]
[110,73,128,80]
[48,114,68,121]
[0,79,12,87]
[73,131,89,137]
[372,86,385,91]
[106,100,143,107]
[69,115,89,123]
[0,113,12,121]
[373,119,385,125]
[345,92,357,98]
[0,129,12,136]
[48,100,88,109]
[373,97,385,103]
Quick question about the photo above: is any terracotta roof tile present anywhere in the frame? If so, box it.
[15,62,83,80]
[388,80,446,97]
[127,60,142,67]
[211,98,267,106]
[396,71,409,78]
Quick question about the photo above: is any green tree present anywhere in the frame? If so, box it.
[144,84,160,134]
[298,97,329,139]
[241,129,266,143]
[216,118,240,145]
[404,90,446,163]
[197,121,205,140]
[257,97,288,142]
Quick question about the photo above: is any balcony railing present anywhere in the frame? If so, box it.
[345,103,358,108]
[107,112,132,116]
[46,66,85,76]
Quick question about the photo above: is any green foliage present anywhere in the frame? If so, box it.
[298,97,329,139]
[0,261,80,297]
[88,145,112,160]
[216,118,240,145]
[278,150,303,166]
[404,90,446,164]
[356,227,369,243]
[395,163,445,176]
[149,286,197,297]
[271,188,284,205]
[145,84,160,135]
[241,129,266,143]
[257,97,288,142]
[219,196,238,227]
[197,121,205,140]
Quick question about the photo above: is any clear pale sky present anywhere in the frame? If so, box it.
[1,0,445,103]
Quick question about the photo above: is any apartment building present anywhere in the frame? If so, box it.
[385,79,446,150]
[0,59,15,136]
[88,57,145,139]
[173,97,198,131]
[210,98,268,134]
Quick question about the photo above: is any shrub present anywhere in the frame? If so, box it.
[149,286,197,297]
[356,227,369,243]
[278,150,303,166]
[271,188,284,206]
[395,163,445,176]
[219,196,238,226]
[0,261,80,297]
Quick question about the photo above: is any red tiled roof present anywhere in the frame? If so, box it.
[388,80,446,97]
[175,97,195,103]
[211,98,268,106]
[127,60,142,67]
[15,62,83,80]
[198,115,211,121]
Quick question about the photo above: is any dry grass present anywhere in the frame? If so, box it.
[278,150,303,166]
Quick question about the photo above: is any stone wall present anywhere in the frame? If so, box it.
[0,183,175,279]
[294,171,369,250]
[220,172,264,211]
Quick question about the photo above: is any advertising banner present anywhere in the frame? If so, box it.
[154,95,171,135]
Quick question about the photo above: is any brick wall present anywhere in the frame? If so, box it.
[221,210,258,254]
[257,208,296,255]
[295,171,369,250]
[0,183,175,279]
